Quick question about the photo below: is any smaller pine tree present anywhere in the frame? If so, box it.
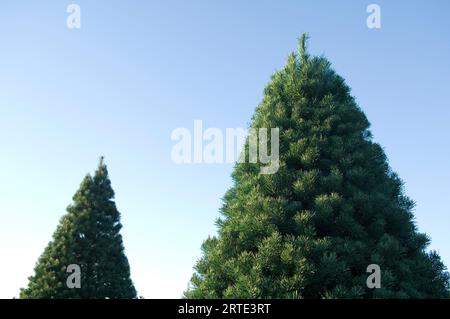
[20,158,137,299]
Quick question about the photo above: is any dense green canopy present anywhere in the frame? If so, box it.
[185,35,450,299]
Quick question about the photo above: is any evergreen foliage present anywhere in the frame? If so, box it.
[20,158,136,299]
[185,34,450,299]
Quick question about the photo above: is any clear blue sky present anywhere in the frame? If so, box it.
[0,0,449,298]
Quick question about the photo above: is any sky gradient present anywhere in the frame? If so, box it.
[0,0,449,298]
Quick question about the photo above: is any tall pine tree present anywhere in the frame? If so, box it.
[20,158,137,298]
[185,35,450,299]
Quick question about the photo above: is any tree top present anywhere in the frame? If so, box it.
[299,33,309,63]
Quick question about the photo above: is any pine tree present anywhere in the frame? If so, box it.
[20,158,137,299]
[185,34,450,299]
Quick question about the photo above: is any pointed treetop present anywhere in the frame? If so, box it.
[97,156,108,174]
[99,156,105,167]
[299,33,310,64]
[95,156,111,188]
